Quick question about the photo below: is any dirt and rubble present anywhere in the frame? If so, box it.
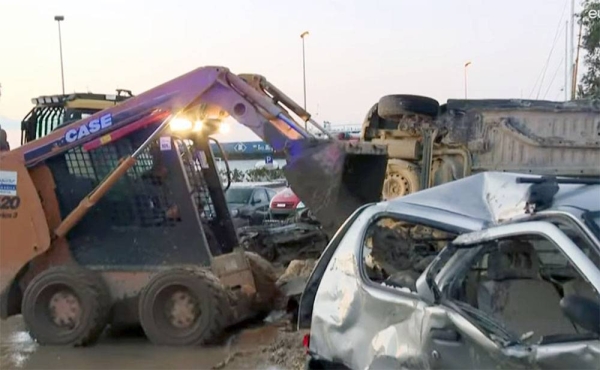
[212,324,308,370]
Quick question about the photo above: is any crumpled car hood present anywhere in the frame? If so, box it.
[385,172,592,226]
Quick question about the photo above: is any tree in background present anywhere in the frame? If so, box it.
[219,167,285,183]
[245,168,285,182]
[577,0,600,99]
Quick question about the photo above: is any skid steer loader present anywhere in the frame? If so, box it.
[0,66,387,346]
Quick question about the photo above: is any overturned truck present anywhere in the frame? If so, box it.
[361,96,600,199]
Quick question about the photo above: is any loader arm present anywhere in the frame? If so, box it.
[12,66,388,237]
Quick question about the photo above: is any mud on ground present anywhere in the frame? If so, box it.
[214,323,309,370]
[1,315,308,370]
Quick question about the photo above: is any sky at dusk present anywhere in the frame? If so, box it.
[0,0,582,147]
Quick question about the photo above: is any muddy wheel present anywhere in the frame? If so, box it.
[21,265,110,346]
[382,159,420,200]
[244,252,280,311]
[138,268,231,346]
[378,95,440,119]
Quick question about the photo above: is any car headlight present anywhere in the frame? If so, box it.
[231,209,239,217]
[169,117,192,131]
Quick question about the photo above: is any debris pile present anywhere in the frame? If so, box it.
[239,222,327,266]
[212,324,308,370]
[276,259,317,303]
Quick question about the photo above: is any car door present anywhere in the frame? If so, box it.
[418,221,600,370]
[251,188,270,212]
[305,206,485,370]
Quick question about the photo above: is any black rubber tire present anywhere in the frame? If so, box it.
[138,268,231,346]
[21,265,111,346]
[378,95,440,119]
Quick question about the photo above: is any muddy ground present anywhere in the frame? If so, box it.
[0,316,308,370]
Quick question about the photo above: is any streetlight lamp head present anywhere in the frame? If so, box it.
[300,31,309,38]
[54,15,64,21]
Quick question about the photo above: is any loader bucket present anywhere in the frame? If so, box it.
[283,139,388,237]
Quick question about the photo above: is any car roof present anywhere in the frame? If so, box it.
[384,172,598,226]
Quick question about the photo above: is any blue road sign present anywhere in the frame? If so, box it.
[265,155,273,164]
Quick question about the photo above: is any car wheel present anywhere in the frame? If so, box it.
[382,159,421,200]
[378,95,440,119]
[21,265,110,346]
[138,268,231,346]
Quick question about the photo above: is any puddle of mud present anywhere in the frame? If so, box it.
[1,315,306,370]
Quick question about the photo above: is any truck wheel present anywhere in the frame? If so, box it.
[21,265,110,346]
[138,268,231,346]
[382,159,420,200]
[378,95,440,119]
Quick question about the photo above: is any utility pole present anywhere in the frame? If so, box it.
[565,20,569,101]
[300,31,309,109]
[300,31,309,130]
[571,20,583,100]
[569,0,575,99]
[54,15,65,94]
[464,61,471,99]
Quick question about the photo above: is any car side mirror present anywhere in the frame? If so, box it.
[560,295,600,335]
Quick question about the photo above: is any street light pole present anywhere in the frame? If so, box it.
[54,15,65,95]
[464,61,471,99]
[300,31,309,111]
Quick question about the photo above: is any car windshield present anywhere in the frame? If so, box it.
[225,188,253,204]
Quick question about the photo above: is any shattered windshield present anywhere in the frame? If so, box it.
[450,300,520,346]
[433,232,600,346]
[225,188,253,204]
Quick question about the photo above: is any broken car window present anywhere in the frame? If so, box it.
[439,234,599,345]
[540,215,600,270]
[361,216,457,292]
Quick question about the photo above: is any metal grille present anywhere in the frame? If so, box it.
[21,106,65,144]
[177,139,216,220]
[60,136,180,228]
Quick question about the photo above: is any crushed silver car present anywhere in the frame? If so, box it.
[298,172,600,370]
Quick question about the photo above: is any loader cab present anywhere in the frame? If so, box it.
[20,89,133,145]
[42,113,237,267]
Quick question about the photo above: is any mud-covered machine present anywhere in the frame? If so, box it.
[0,67,388,346]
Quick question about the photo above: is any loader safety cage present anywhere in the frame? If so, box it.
[21,89,133,145]
[46,120,223,265]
